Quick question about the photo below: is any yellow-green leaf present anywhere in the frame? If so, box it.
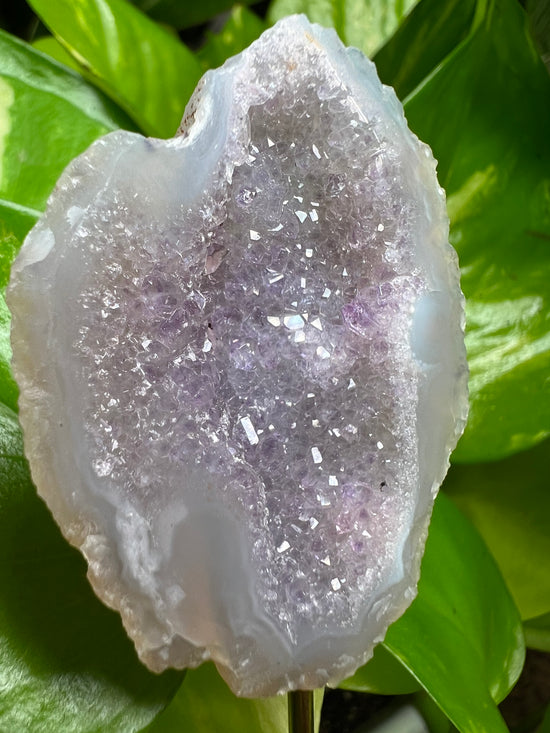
[383,495,524,733]
[404,0,550,461]
[28,0,202,137]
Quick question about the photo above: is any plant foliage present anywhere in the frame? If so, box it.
[1,0,548,730]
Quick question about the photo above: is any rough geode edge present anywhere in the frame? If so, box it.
[7,15,469,697]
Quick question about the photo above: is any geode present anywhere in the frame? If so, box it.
[8,15,468,697]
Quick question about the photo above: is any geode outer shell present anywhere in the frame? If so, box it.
[8,16,468,697]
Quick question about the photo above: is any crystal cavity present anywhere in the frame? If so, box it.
[7,16,468,697]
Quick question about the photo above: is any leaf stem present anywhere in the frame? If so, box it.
[288,689,314,733]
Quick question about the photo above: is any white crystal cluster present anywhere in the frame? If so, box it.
[8,16,468,697]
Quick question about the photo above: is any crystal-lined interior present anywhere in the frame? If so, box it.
[9,15,468,697]
[74,42,424,647]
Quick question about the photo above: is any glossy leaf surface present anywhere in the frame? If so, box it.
[373,0,477,99]
[0,231,19,412]
[268,0,420,58]
[383,495,524,733]
[523,613,550,653]
[33,35,80,71]
[27,0,202,137]
[0,405,183,732]
[198,6,265,71]
[339,643,421,695]
[130,0,257,30]
[404,0,550,461]
[445,439,550,619]
[0,30,130,218]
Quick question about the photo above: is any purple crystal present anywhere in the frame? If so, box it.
[8,16,468,697]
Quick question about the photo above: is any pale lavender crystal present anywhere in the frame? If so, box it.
[7,16,468,697]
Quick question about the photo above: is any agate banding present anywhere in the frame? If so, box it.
[8,15,468,697]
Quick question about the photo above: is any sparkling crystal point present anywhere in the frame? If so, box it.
[8,15,468,697]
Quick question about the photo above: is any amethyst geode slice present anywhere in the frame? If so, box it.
[8,15,468,696]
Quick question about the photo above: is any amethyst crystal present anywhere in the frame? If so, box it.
[8,16,468,697]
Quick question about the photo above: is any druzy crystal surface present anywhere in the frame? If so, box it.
[8,16,468,697]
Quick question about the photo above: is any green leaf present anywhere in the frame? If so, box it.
[527,0,550,72]
[198,6,265,72]
[414,691,453,733]
[0,30,131,219]
[539,702,550,733]
[339,643,421,695]
[268,0,420,59]
[27,0,202,138]
[523,613,550,653]
[146,662,324,733]
[403,0,550,462]
[373,0,477,100]
[445,439,550,620]
[130,0,258,30]
[0,403,183,731]
[33,35,81,72]
[0,228,19,412]
[383,494,525,733]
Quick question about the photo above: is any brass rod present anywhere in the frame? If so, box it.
[288,689,314,733]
